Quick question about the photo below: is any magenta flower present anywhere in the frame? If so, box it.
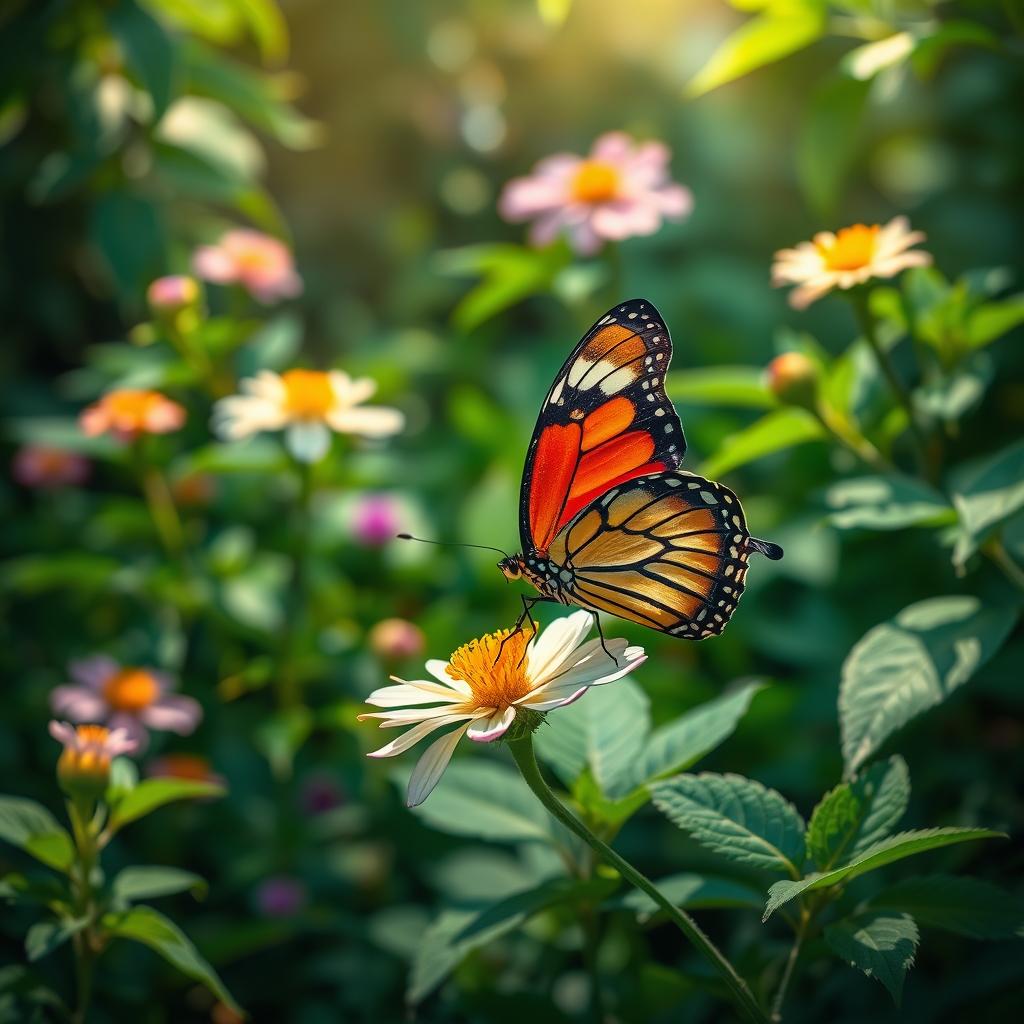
[50,656,202,753]
[351,493,401,546]
[255,876,307,918]
[12,445,90,489]
[499,131,693,255]
[193,229,302,304]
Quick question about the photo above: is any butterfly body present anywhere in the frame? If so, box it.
[503,298,782,640]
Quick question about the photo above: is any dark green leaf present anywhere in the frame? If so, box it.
[826,911,918,1004]
[108,779,225,831]
[111,866,208,903]
[966,294,1024,350]
[617,872,764,921]
[825,475,955,531]
[700,408,824,478]
[0,798,74,872]
[25,918,88,962]
[108,0,178,119]
[951,440,1024,568]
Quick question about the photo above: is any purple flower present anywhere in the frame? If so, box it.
[300,773,345,816]
[12,446,90,489]
[351,494,400,546]
[255,876,306,918]
[499,131,692,255]
[50,656,202,754]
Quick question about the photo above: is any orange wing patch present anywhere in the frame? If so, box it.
[528,423,581,552]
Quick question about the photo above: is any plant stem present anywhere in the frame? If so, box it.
[132,438,185,562]
[985,536,1024,593]
[67,799,98,1024]
[849,291,931,476]
[770,910,808,1022]
[810,403,893,474]
[508,735,769,1024]
[276,458,314,707]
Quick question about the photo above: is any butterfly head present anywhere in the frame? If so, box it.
[497,555,525,581]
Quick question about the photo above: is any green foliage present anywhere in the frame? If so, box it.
[108,779,226,831]
[700,408,824,477]
[825,475,955,531]
[111,866,209,904]
[825,911,919,1004]
[0,798,75,873]
[839,597,1017,773]
[950,439,1024,569]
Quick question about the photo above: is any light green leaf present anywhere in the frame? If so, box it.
[965,294,1024,350]
[687,5,826,98]
[617,872,764,921]
[651,773,805,876]
[108,779,225,831]
[951,440,1024,568]
[633,683,764,788]
[870,874,1024,940]
[407,760,559,845]
[763,827,1004,920]
[0,797,75,872]
[825,475,955,531]
[104,906,241,1014]
[840,596,1017,774]
[806,756,910,870]
[843,32,914,80]
[534,678,649,798]
[667,367,774,409]
[826,911,918,1005]
[26,918,88,962]
[797,73,870,214]
[700,408,824,479]
[108,0,178,119]
[112,866,208,903]
[232,0,289,62]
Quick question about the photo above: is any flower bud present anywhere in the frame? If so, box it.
[765,352,820,410]
[147,275,200,314]
[368,618,425,660]
[49,721,138,802]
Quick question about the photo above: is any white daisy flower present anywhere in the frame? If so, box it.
[359,610,646,807]
[212,369,404,463]
[771,216,932,310]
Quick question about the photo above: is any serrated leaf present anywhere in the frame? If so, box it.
[871,874,1024,940]
[633,683,764,788]
[825,476,955,531]
[840,597,1017,774]
[806,756,910,870]
[826,911,918,1004]
[111,866,208,903]
[651,773,805,876]
[763,827,1004,920]
[951,439,1024,568]
[0,797,75,872]
[108,779,225,831]
[406,760,559,845]
[667,367,774,408]
[104,906,241,1014]
[534,678,649,798]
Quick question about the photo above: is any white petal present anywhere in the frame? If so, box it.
[425,659,471,696]
[367,713,471,758]
[406,723,471,807]
[358,704,465,727]
[326,406,404,438]
[328,371,376,407]
[523,685,590,712]
[285,420,331,462]
[466,706,516,743]
[363,680,466,708]
[523,640,646,701]
[525,609,595,685]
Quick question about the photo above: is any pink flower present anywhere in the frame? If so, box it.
[499,131,693,255]
[50,656,202,753]
[193,229,302,304]
[368,618,425,660]
[146,275,200,313]
[50,721,139,796]
[351,494,401,546]
[79,389,186,440]
[12,445,90,488]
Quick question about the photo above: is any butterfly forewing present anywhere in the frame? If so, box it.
[547,471,759,638]
[519,298,686,554]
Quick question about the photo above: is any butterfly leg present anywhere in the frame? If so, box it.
[496,595,549,665]
[592,611,619,666]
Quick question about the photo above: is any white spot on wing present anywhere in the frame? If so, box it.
[549,375,565,405]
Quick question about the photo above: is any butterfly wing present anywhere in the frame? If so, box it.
[519,298,686,555]
[547,471,783,639]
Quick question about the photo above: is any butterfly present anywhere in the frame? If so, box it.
[497,297,782,644]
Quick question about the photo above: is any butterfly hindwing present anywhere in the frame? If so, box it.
[546,471,762,639]
[519,298,686,554]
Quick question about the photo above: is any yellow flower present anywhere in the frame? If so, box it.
[79,389,186,439]
[49,721,138,799]
[359,610,645,806]
[771,216,932,310]
[212,368,404,463]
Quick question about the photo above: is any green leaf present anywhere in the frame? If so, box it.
[651,773,805,876]
[870,874,1024,940]
[617,872,764,921]
[839,596,1017,774]
[700,408,824,478]
[111,866,208,903]
[910,20,999,79]
[667,367,774,409]
[965,294,1024,350]
[0,797,75,872]
[407,760,559,845]
[825,475,955,531]
[26,918,88,962]
[108,779,225,831]
[687,4,826,98]
[108,0,178,119]
[534,678,649,798]
[91,192,165,303]
[951,439,1024,568]
[763,828,1004,920]
[232,0,289,62]
[797,73,870,214]
[633,683,764,788]
[104,906,241,1014]
[825,911,918,1005]
[806,756,910,870]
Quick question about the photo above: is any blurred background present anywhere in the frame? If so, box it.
[1,1,1022,1021]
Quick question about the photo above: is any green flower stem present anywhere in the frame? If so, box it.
[770,907,809,1023]
[276,458,314,707]
[66,799,99,1024]
[132,438,185,563]
[985,536,1024,593]
[508,735,769,1024]
[810,402,893,474]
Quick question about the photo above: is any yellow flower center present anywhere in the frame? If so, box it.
[571,160,621,204]
[104,390,166,426]
[817,224,880,271]
[282,369,335,419]
[59,725,115,780]
[103,668,159,712]
[445,628,533,711]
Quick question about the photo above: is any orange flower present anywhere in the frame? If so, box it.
[79,389,186,440]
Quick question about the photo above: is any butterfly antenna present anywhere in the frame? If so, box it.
[397,534,512,560]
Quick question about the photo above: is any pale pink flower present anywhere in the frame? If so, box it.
[193,229,302,303]
[12,445,90,488]
[368,618,425,660]
[360,610,645,807]
[79,389,186,440]
[146,275,200,312]
[50,656,202,753]
[499,131,692,255]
